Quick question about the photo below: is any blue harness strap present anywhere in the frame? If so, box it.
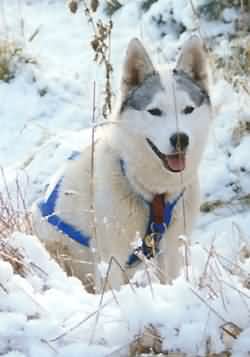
[38,151,90,247]
[126,190,184,268]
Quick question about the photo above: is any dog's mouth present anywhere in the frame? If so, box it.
[146,138,186,173]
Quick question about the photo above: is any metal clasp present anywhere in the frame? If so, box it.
[150,222,167,234]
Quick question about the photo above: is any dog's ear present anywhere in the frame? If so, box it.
[176,36,209,92]
[121,38,156,97]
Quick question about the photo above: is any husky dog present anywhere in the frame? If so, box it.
[32,36,212,290]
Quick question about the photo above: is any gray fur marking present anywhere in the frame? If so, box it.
[174,70,210,107]
[121,73,163,112]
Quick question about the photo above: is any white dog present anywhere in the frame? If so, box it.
[32,36,212,291]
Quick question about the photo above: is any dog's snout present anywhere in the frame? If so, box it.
[170,132,189,151]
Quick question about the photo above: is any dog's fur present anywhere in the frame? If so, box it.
[32,36,212,290]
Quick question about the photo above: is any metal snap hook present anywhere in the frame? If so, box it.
[150,222,167,234]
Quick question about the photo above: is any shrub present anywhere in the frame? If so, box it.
[0,40,35,82]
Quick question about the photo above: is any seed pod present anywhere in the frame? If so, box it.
[91,38,99,51]
[90,0,99,12]
[68,0,78,14]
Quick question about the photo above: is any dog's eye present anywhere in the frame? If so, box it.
[147,108,162,116]
[183,106,195,115]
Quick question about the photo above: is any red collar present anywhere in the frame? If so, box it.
[151,194,165,224]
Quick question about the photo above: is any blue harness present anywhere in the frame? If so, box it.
[125,190,184,267]
[38,151,91,247]
[38,151,184,268]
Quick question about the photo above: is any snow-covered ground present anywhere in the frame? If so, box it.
[1,0,250,355]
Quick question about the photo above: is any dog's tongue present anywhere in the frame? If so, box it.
[165,153,186,172]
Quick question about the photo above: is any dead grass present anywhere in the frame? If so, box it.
[0,168,33,275]
[129,325,162,355]
[0,39,36,82]
[200,200,226,213]
[68,0,114,119]
[214,34,250,95]
[200,193,250,213]
[197,0,250,22]
[0,40,18,81]
[231,119,250,145]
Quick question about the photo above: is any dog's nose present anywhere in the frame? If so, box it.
[170,132,189,151]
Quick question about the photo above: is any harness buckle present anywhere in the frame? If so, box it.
[150,222,167,234]
[125,189,185,268]
[144,234,156,256]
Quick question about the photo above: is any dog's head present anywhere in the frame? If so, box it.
[112,36,212,197]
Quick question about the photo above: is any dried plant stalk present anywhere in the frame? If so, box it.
[68,1,113,117]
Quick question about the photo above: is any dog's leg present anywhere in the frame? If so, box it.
[157,227,184,284]
[157,184,200,284]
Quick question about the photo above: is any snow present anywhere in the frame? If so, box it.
[1,227,249,356]
[1,230,250,355]
[1,0,250,355]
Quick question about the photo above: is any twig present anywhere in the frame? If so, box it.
[171,80,189,281]
[41,338,59,354]
[89,255,137,344]
[82,0,113,118]
[190,286,227,323]
[0,282,8,294]
[28,26,41,43]
[109,256,137,294]
[49,297,113,343]
[222,279,250,300]
[190,287,242,339]
[89,80,101,292]
[89,256,114,344]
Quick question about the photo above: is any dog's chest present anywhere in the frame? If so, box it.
[94,167,149,251]
[89,158,148,261]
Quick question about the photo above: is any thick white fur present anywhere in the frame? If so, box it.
[32,36,212,290]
